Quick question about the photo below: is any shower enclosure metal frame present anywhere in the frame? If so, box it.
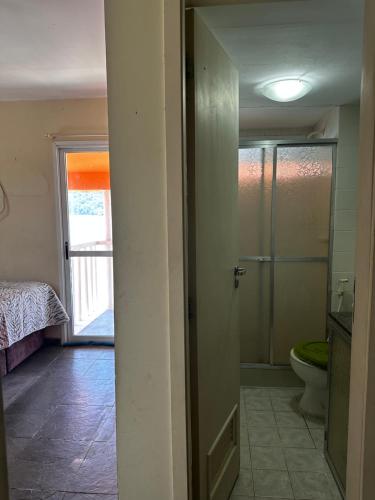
[239,139,337,367]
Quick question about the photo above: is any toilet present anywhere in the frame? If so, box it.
[290,341,329,418]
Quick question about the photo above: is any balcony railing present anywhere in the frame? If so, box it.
[71,240,114,335]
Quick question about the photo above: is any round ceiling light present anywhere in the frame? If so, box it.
[261,79,312,102]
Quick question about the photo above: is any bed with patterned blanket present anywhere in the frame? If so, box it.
[0,282,69,374]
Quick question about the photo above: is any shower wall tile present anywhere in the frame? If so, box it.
[334,189,357,211]
[331,105,360,312]
[333,210,357,231]
[335,167,358,190]
[332,252,355,273]
[333,230,356,253]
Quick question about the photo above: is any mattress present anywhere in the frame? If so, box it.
[0,281,69,349]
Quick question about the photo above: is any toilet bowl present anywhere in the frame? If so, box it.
[290,343,328,418]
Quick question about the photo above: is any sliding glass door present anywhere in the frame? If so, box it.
[59,146,114,343]
[239,143,334,365]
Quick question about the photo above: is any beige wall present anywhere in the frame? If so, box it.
[105,0,187,499]
[0,98,108,325]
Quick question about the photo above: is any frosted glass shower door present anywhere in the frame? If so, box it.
[239,147,273,363]
[272,146,333,364]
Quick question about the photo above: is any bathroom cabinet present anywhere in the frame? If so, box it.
[326,312,352,498]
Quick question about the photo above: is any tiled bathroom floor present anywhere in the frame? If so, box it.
[231,386,342,500]
[1,345,117,500]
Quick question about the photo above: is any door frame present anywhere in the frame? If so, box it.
[53,139,112,345]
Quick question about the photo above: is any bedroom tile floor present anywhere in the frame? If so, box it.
[1,345,117,500]
[1,347,342,500]
[230,386,342,500]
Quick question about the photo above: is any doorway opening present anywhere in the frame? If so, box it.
[58,145,114,343]
[185,1,363,499]
[0,1,119,498]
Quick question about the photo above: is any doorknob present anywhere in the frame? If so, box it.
[234,266,247,276]
[234,266,247,289]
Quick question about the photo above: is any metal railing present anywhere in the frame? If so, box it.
[71,240,113,333]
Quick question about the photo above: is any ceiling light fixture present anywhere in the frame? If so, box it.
[261,79,312,102]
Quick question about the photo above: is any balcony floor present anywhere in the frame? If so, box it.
[79,309,114,337]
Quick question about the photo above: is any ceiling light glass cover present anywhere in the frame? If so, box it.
[261,79,312,102]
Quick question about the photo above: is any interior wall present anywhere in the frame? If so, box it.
[331,105,360,311]
[239,126,312,141]
[313,107,340,139]
[0,98,108,336]
[105,0,187,499]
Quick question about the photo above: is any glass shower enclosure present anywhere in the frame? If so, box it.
[239,142,335,365]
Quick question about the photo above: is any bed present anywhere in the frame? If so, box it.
[0,281,69,375]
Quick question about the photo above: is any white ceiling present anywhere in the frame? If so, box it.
[0,0,364,131]
[0,0,106,100]
[200,0,364,130]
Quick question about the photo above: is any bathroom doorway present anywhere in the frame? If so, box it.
[239,142,335,365]
[184,1,361,498]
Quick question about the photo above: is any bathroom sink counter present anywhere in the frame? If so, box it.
[329,312,353,336]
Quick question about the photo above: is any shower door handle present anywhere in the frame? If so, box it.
[255,256,271,262]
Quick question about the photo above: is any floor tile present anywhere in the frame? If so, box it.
[232,469,254,497]
[5,411,52,438]
[7,459,44,490]
[94,408,116,443]
[309,429,325,450]
[60,348,107,360]
[248,428,281,447]
[55,380,115,407]
[63,443,118,494]
[46,358,94,378]
[271,397,298,412]
[37,405,107,441]
[247,411,276,428]
[245,397,272,411]
[268,388,303,399]
[14,438,91,469]
[304,415,325,430]
[63,495,118,500]
[84,360,115,380]
[275,411,306,428]
[39,462,84,492]
[99,350,116,360]
[251,446,286,470]
[278,428,315,448]
[284,448,326,472]
[6,438,30,462]
[241,387,270,399]
[253,469,293,498]
[240,446,251,469]
[230,495,252,500]
[2,375,38,409]
[290,471,335,499]
[10,490,65,500]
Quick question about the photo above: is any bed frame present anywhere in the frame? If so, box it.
[0,330,45,376]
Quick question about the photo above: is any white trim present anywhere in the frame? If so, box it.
[52,142,68,346]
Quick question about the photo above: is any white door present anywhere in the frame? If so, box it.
[58,144,114,343]
[186,10,241,500]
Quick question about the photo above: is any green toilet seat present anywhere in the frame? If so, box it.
[293,341,329,370]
